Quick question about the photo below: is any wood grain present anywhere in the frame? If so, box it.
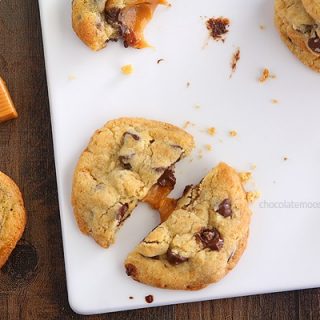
[0,0,318,319]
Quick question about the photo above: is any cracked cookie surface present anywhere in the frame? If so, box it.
[72,118,194,248]
[0,172,26,268]
[275,0,320,72]
[125,162,251,290]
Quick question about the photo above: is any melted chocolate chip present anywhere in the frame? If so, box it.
[125,263,137,277]
[124,131,140,141]
[308,36,320,53]
[217,199,232,218]
[157,168,176,189]
[2,240,38,280]
[119,155,132,170]
[166,249,188,265]
[145,295,154,303]
[117,203,129,224]
[196,228,224,251]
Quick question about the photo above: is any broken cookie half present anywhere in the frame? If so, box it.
[72,118,194,248]
[125,163,252,290]
[72,0,167,51]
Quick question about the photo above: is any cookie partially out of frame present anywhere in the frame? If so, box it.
[0,172,26,268]
[275,0,320,72]
[72,0,166,51]
[72,118,194,248]
[125,162,251,290]
[301,0,320,21]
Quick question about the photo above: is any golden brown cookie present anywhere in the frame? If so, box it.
[275,0,320,72]
[301,0,320,21]
[125,163,252,290]
[0,172,26,268]
[72,0,166,51]
[72,118,194,248]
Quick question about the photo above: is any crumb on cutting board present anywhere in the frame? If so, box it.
[283,156,288,161]
[229,130,238,137]
[271,99,279,104]
[206,17,230,42]
[157,59,164,64]
[259,24,266,30]
[207,127,216,136]
[250,163,257,170]
[230,48,241,77]
[183,121,195,129]
[194,105,201,109]
[121,64,134,75]
[68,74,76,80]
[204,144,212,151]
[186,82,191,88]
[259,68,276,82]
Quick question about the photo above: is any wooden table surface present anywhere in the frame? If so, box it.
[0,1,319,319]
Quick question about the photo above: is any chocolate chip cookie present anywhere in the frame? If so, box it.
[0,172,27,268]
[275,0,320,72]
[72,0,166,51]
[301,0,320,21]
[72,118,194,248]
[125,162,251,290]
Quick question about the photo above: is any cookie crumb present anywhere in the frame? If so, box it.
[186,82,191,88]
[206,17,230,42]
[68,74,76,80]
[283,156,288,161]
[250,163,257,170]
[204,144,212,151]
[194,105,201,109]
[271,99,279,104]
[239,172,252,183]
[207,127,216,136]
[121,64,134,75]
[246,191,260,203]
[198,150,203,159]
[145,295,154,303]
[183,121,195,129]
[129,296,134,299]
[157,59,164,64]
[229,130,238,137]
[230,48,241,77]
[259,24,266,30]
[259,68,270,82]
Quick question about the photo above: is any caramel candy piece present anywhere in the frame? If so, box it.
[0,77,18,123]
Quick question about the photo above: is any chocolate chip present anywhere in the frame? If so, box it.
[119,155,132,170]
[196,228,224,251]
[183,184,193,196]
[117,203,129,224]
[308,36,320,53]
[125,263,137,277]
[217,199,232,217]
[166,249,188,265]
[145,295,154,303]
[124,132,140,141]
[105,8,120,25]
[157,167,176,189]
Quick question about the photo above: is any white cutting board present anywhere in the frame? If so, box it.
[38,0,320,315]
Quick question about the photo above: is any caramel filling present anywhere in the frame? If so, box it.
[106,0,167,48]
[143,184,177,222]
